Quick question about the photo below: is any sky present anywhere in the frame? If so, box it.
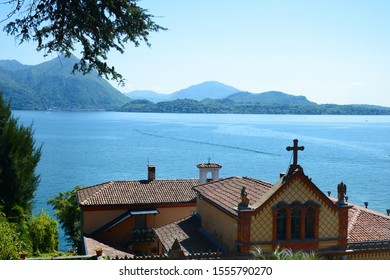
[1,0,390,106]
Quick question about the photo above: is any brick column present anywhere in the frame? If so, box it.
[338,206,352,250]
[237,211,252,255]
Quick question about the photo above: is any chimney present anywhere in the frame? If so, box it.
[148,164,156,181]
[197,162,222,184]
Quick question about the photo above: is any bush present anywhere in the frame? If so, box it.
[0,216,21,259]
[29,210,59,254]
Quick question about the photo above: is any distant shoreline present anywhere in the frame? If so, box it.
[118,99,390,115]
[12,107,390,116]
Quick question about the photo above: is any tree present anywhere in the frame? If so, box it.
[29,210,59,254]
[1,0,166,84]
[48,185,81,249]
[0,93,42,222]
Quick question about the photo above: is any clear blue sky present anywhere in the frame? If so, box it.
[1,0,390,106]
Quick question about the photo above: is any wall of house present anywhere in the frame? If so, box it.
[82,209,127,234]
[155,205,196,228]
[250,177,339,251]
[98,216,136,245]
[197,198,237,252]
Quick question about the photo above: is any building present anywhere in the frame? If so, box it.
[77,163,222,256]
[78,139,390,259]
[154,140,390,259]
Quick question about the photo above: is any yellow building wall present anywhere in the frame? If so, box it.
[82,209,126,234]
[250,178,339,246]
[197,199,237,252]
[98,215,136,245]
[154,206,196,228]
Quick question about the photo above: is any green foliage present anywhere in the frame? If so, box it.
[251,246,320,260]
[3,0,166,84]
[0,214,23,259]
[121,98,390,115]
[0,93,42,222]
[48,186,81,249]
[29,210,59,254]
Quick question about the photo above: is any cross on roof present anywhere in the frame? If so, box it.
[286,139,304,166]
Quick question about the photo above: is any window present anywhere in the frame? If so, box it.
[273,201,320,241]
[276,208,287,240]
[291,208,301,239]
[135,214,146,229]
[305,207,315,239]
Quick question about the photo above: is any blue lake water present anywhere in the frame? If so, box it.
[14,111,390,250]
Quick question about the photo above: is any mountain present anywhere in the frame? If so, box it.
[225,91,314,105]
[124,90,170,103]
[169,81,240,101]
[0,60,30,71]
[0,56,130,110]
[125,81,240,103]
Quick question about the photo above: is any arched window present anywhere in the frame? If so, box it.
[273,200,320,241]
[305,207,316,239]
[276,208,287,240]
[291,208,301,239]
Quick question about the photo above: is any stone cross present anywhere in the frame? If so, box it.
[286,139,304,166]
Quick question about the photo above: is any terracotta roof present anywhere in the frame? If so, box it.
[77,179,200,206]
[83,236,133,258]
[193,176,273,216]
[348,204,390,243]
[154,215,222,254]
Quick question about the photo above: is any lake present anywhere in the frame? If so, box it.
[14,111,390,250]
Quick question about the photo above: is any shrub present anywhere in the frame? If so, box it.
[29,210,59,254]
[0,215,21,259]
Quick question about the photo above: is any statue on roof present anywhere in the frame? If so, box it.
[238,186,249,209]
[337,181,347,205]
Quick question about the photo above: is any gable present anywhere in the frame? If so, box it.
[270,171,338,210]
[250,170,341,242]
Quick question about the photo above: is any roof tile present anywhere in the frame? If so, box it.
[77,179,200,206]
[348,204,390,243]
[193,176,273,216]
